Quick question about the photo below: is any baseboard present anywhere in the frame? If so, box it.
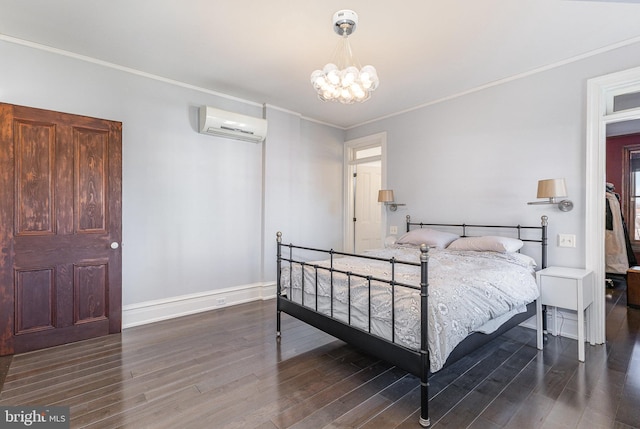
[122,281,277,329]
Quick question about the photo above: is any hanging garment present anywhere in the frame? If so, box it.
[606,192,630,274]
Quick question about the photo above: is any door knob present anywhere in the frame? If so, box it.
[110,242,119,249]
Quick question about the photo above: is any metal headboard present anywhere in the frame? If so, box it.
[405,215,548,269]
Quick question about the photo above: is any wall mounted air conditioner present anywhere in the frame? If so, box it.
[198,106,267,143]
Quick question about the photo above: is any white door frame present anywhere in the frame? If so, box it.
[343,132,388,252]
[586,66,640,344]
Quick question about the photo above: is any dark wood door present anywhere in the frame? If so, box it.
[0,103,122,356]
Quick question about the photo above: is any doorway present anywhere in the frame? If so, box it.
[586,68,640,345]
[606,131,640,270]
[344,132,387,252]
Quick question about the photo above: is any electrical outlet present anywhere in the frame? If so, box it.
[390,225,398,234]
[216,297,226,306]
[558,234,576,248]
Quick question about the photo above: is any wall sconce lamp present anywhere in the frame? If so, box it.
[527,178,574,212]
[378,189,405,211]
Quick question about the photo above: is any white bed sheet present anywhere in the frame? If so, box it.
[280,245,539,372]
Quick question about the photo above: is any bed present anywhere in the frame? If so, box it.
[276,215,548,427]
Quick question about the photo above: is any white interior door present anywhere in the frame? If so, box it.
[354,164,382,252]
[344,132,387,253]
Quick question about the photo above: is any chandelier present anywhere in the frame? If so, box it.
[310,10,379,104]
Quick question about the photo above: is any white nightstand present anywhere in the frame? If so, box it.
[535,266,594,362]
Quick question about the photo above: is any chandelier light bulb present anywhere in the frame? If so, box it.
[351,83,365,99]
[359,65,378,90]
[310,10,379,104]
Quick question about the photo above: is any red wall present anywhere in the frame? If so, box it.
[606,136,626,194]
[607,133,640,265]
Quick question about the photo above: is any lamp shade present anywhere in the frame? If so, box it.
[378,190,394,203]
[536,178,568,199]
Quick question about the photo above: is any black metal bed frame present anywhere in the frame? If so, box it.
[276,215,548,427]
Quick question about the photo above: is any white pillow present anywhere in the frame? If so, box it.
[396,228,460,249]
[447,236,524,253]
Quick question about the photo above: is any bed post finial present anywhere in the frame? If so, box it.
[420,243,429,261]
[276,231,282,243]
[541,215,548,227]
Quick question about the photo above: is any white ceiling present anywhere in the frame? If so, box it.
[2,0,640,128]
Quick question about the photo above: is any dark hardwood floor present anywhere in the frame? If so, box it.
[0,282,639,428]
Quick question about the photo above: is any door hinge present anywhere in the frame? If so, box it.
[353,217,357,222]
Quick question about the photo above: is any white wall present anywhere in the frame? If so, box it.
[0,40,344,325]
[262,107,345,281]
[347,42,640,270]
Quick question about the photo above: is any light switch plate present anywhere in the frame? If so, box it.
[390,225,398,234]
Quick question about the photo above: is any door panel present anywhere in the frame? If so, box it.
[15,268,55,334]
[0,103,122,356]
[15,120,55,235]
[76,128,108,232]
[74,262,108,324]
